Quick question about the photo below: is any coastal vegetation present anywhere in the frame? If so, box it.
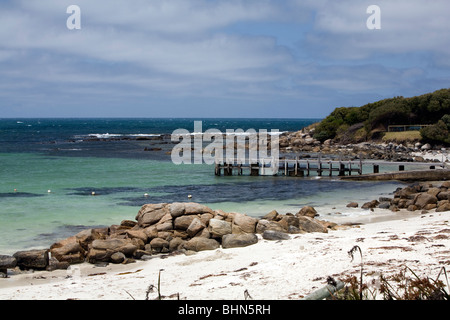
[336,246,449,300]
[381,131,422,143]
[313,88,450,146]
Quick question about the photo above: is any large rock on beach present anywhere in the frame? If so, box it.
[296,206,318,218]
[263,210,279,221]
[208,219,232,238]
[168,202,214,218]
[297,216,328,233]
[126,229,149,242]
[395,186,418,199]
[13,249,49,270]
[50,242,85,264]
[120,220,137,228]
[184,202,214,215]
[361,200,379,209]
[232,212,258,234]
[111,252,126,264]
[87,238,139,263]
[441,181,450,189]
[436,202,450,212]
[2,201,350,270]
[0,255,16,273]
[262,230,290,241]
[49,228,107,264]
[174,215,196,230]
[427,187,441,197]
[75,228,107,250]
[199,213,214,225]
[222,233,258,249]
[256,219,287,233]
[143,225,159,240]
[438,191,450,201]
[149,238,170,253]
[414,193,438,209]
[136,203,168,227]
[183,237,220,252]
[378,202,391,209]
[169,237,185,252]
[169,202,186,218]
[186,217,206,237]
[86,249,113,263]
[90,239,136,252]
[155,213,173,231]
[279,214,300,228]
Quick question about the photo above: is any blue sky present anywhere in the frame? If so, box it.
[1,0,449,118]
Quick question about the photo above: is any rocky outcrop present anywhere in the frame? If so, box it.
[297,206,318,218]
[361,200,380,209]
[222,233,258,249]
[208,219,232,238]
[278,126,449,164]
[262,230,290,241]
[13,249,49,271]
[256,207,329,234]
[352,181,450,213]
[1,203,339,275]
[183,237,220,252]
[346,202,359,208]
[0,255,17,275]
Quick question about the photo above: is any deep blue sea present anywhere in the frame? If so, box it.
[0,118,406,254]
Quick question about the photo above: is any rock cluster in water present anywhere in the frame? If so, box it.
[278,126,448,163]
[0,203,339,275]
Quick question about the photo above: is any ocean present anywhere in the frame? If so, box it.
[0,118,407,255]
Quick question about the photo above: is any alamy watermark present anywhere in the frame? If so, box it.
[170,121,280,166]
[367,5,381,30]
[66,5,81,30]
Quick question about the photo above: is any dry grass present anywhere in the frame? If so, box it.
[332,245,450,300]
[382,131,422,143]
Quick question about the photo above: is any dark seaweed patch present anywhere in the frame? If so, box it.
[117,179,379,206]
[65,180,401,209]
[67,186,144,196]
[0,192,44,198]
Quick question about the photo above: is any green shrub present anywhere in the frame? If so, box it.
[313,88,450,143]
[420,118,450,145]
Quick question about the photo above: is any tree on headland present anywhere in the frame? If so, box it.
[313,88,450,145]
[420,115,450,145]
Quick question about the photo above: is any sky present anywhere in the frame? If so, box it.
[0,0,449,118]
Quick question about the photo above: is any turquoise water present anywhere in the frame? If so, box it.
[0,152,406,254]
[0,118,408,254]
[0,152,213,253]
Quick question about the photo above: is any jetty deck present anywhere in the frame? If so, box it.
[340,169,450,181]
[214,155,446,178]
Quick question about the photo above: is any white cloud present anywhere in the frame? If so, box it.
[0,0,449,117]
[300,0,450,61]
[0,0,291,82]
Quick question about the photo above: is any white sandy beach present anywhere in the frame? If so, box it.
[0,207,449,300]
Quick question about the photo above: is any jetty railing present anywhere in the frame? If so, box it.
[387,124,432,132]
[214,155,445,177]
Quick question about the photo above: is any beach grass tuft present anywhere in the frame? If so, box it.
[379,266,449,300]
[334,246,450,300]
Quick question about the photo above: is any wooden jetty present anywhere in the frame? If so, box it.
[214,155,446,178]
